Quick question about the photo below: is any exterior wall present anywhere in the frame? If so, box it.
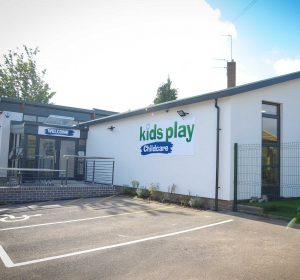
[0,184,116,204]
[230,79,300,199]
[217,98,232,202]
[87,100,233,200]
[87,78,300,202]
[0,111,23,176]
[231,79,300,144]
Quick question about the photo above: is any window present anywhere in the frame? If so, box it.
[26,135,37,168]
[261,101,280,197]
[79,139,86,147]
[37,116,47,123]
[262,102,280,144]
[23,115,37,122]
[44,115,76,127]
[262,103,278,115]
[262,118,278,142]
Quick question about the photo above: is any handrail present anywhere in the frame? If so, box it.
[63,155,114,160]
[0,167,66,172]
[62,155,115,185]
[0,167,67,187]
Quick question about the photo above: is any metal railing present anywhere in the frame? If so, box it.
[233,142,300,210]
[0,167,66,187]
[0,155,115,187]
[63,155,115,185]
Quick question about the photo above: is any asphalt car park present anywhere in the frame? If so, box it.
[0,196,299,280]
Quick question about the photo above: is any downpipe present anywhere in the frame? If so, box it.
[214,99,220,211]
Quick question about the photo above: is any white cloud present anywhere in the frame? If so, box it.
[273,58,300,75]
[0,0,237,112]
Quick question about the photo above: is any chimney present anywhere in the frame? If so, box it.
[227,60,236,88]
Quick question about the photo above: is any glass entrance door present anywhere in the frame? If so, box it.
[38,138,57,169]
[60,140,76,178]
[38,138,76,178]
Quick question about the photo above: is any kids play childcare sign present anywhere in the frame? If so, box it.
[139,119,195,156]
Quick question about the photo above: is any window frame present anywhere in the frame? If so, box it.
[261,101,281,197]
[262,101,280,144]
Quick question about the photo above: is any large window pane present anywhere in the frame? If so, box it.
[37,116,47,123]
[24,115,37,122]
[38,139,56,169]
[261,102,280,197]
[262,117,278,143]
[262,166,279,186]
[262,103,277,115]
[27,135,36,147]
[26,135,37,168]
[262,146,279,166]
[262,146,279,187]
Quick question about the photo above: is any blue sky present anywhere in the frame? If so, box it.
[0,0,299,112]
[208,0,300,50]
[208,0,300,78]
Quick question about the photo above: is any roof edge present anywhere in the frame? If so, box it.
[78,70,300,127]
[0,97,118,115]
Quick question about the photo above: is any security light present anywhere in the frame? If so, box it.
[177,110,189,117]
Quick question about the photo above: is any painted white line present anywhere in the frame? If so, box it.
[0,245,14,268]
[0,219,233,268]
[0,206,174,232]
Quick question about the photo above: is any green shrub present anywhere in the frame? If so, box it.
[136,187,150,199]
[159,192,167,203]
[180,194,192,207]
[148,184,160,200]
[131,180,140,189]
[263,203,296,215]
[189,197,207,209]
[167,183,178,202]
[169,183,177,194]
[263,204,279,212]
[122,185,137,196]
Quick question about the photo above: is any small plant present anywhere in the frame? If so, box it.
[148,183,160,200]
[131,180,140,189]
[136,187,150,199]
[263,204,279,212]
[122,184,137,196]
[180,191,192,207]
[189,196,207,209]
[170,183,177,194]
[167,183,178,203]
[160,192,168,203]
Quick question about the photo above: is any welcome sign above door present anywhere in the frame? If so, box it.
[139,119,195,156]
[38,126,80,138]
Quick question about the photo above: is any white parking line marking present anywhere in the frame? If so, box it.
[0,246,14,268]
[0,219,233,268]
[0,205,174,232]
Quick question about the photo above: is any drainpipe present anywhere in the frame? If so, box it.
[214,99,220,211]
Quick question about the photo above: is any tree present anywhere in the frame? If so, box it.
[0,45,55,104]
[153,77,178,104]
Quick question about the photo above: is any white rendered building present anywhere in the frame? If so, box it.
[82,71,300,208]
